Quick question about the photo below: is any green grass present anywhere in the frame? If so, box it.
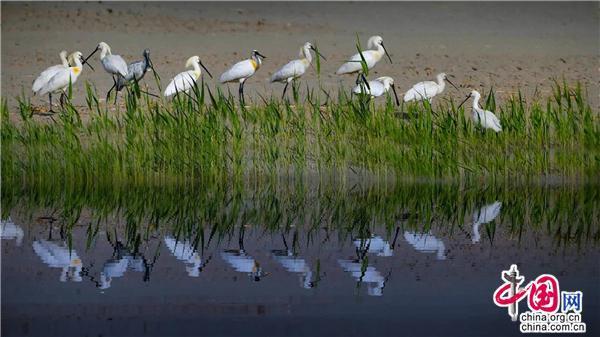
[2,177,598,252]
[1,80,598,188]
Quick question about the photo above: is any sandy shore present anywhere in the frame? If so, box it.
[2,2,598,111]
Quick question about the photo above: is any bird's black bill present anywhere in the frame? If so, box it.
[255,51,267,59]
[199,60,213,78]
[381,42,393,64]
[391,84,400,106]
[83,47,99,65]
[82,58,95,71]
[310,46,327,61]
[446,78,459,91]
[457,94,471,109]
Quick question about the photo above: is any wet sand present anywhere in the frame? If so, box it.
[1,2,599,110]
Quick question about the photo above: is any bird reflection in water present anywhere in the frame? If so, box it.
[164,235,210,277]
[272,231,317,289]
[1,217,24,246]
[471,201,502,244]
[222,226,267,282]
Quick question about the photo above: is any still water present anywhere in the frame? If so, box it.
[1,181,598,336]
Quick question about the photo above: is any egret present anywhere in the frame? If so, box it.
[336,35,393,86]
[404,231,447,260]
[403,72,458,102]
[270,42,326,99]
[352,76,400,105]
[163,55,212,98]
[219,50,267,104]
[83,42,129,102]
[37,51,87,112]
[471,201,502,243]
[32,50,69,95]
[110,49,156,103]
[458,90,503,132]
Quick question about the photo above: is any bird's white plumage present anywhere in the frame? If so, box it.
[102,55,128,77]
[271,59,309,83]
[38,52,84,96]
[220,59,257,83]
[164,56,204,97]
[470,90,502,132]
[352,76,393,97]
[271,42,314,83]
[32,51,69,94]
[403,73,448,102]
[336,36,386,75]
[164,70,199,97]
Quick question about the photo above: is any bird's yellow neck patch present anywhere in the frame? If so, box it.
[250,59,259,70]
[72,67,81,75]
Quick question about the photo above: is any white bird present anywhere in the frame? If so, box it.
[1,217,24,246]
[403,72,458,102]
[83,42,129,101]
[271,42,326,99]
[220,50,267,104]
[472,201,502,243]
[336,35,392,86]
[32,240,83,282]
[37,51,87,112]
[272,249,314,289]
[164,236,205,277]
[163,55,212,98]
[404,231,447,260]
[32,50,70,95]
[352,76,400,105]
[458,90,503,132]
[338,259,386,296]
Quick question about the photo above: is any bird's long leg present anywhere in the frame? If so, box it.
[239,80,246,106]
[48,93,54,112]
[282,81,289,100]
[59,92,66,109]
[106,76,116,103]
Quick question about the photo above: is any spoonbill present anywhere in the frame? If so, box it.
[458,90,503,132]
[163,55,212,98]
[219,50,267,104]
[336,35,392,85]
[83,42,129,102]
[32,50,70,95]
[352,76,400,105]
[270,42,326,99]
[403,73,458,102]
[37,51,87,112]
[471,201,502,243]
[110,49,156,103]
